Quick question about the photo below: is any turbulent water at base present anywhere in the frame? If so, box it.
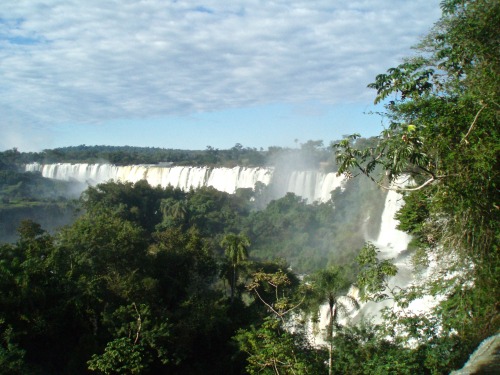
[351,190,413,322]
[25,163,345,203]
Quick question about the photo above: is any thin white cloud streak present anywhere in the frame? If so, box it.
[0,0,441,130]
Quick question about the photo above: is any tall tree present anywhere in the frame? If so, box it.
[304,266,359,375]
[159,197,189,229]
[220,233,250,303]
[236,267,325,374]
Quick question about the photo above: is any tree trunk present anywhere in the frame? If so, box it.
[328,304,334,375]
[231,265,236,303]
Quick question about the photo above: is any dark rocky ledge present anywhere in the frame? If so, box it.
[450,333,500,374]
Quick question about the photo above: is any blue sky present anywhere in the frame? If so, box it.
[0,1,442,152]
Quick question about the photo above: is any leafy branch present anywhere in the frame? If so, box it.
[247,270,309,324]
[356,242,398,303]
[333,133,447,192]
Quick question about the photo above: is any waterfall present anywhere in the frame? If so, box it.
[353,185,439,323]
[374,189,412,259]
[25,163,345,203]
[284,170,344,203]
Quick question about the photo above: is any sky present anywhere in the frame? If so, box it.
[0,0,442,152]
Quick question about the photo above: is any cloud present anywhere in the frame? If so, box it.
[0,0,441,130]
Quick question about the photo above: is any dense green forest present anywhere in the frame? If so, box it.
[0,1,498,373]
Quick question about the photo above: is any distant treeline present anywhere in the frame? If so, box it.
[1,138,379,169]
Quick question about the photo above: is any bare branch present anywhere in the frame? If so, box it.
[279,294,307,317]
[358,165,440,192]
[252,288,286,324]
[461,104,487,144]
[132,303,142,345]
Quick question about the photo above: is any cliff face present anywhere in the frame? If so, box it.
[450,334,500,374]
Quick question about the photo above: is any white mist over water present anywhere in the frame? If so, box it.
[25,163,345,203]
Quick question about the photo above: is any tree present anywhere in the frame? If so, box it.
[87,303,171,374]
[81,180,173,233]
[235,317,326,375]
[247,269,307,324]
[236,268,324,374]
[356,242,398,303]
[158,197,189,229]
[59,211,148,283]
[334,0,499,370]
[0,319,26,374]
[220,233,250,303]
[304,266,359,375]
[0,221,93,373]
[150,226,218,309]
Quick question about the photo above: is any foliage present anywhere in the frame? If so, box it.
[6,137,342,169]
[246,268,308,323]
[3,144,268,167]
[334,0,499,259]
[246,183,386,273]
[235,266,326,374]
[356,242,398,302]
[88,337,150,375]
[3,3,498,371]
[0,319,26,374]
[235,317,327,375]
[0,202,77,244]
[88,303,171,374]
[0,153,80,243]
[0,201,243,373]
[221,233,251,303]
[0,169,80,204]
[329,322,426,375]
[221,233,250,267]
[81,180,177,234]
[334,0,500,372]
[0,221,88,373]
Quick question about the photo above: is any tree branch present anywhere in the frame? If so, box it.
[252,288,286,324]
[280,294,307,317]
[358,164,440,192]
[132,303,142,345]
[461,104,487,144]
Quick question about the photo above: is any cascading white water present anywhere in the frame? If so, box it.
[284,170,345,203]
[25,163,345,203]
[30,161,438,343]
[354,185,439,323]
[374,189,412,259]
[347,187,413,322]
[311,188,413,335]
[306,182,439,346]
